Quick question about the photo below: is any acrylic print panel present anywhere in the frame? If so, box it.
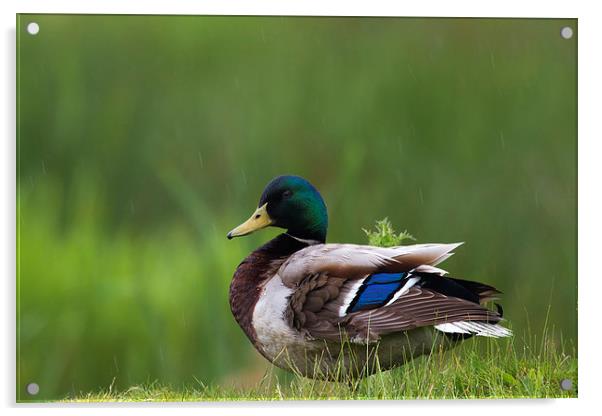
[16,14,577,402]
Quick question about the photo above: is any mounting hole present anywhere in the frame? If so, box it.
[26,382,40,395]
[560,378,573,391]
[560,26,573,40]
[26,22,40,35]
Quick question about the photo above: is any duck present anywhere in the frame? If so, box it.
[227,175,511,380]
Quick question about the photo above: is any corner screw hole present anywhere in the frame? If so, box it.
[560,26,573,40]
[27,22,40,35]
[26,382,40,395]
[560,379,573,391]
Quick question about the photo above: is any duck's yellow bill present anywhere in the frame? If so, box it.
[227,203,273,239]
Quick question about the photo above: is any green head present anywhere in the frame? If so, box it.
[227,175,328,243]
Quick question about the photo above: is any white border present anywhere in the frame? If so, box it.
[2,1,601,415]
[4,0,585,18]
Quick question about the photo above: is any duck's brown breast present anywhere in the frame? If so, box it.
[229,234,309,347]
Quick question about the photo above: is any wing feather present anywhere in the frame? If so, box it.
[279,243,462,286]
[282,242,507,343]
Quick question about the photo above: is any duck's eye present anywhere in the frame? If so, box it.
[282,190,292,199]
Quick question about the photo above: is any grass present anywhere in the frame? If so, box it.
[65,331,577,401]
[62,221,577,402]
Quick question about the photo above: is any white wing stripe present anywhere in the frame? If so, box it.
[413,264,448,275]
[384,276,421,307]
[338,278,366,317]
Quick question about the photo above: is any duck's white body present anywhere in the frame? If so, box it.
[252,275,301,360]
[253,286,449,379]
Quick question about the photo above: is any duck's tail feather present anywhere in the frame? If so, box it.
[435,321,513,338]
[414,273,512,338]
[446,277,503,304]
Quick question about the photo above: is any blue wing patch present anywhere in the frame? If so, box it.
[347,272,409,313]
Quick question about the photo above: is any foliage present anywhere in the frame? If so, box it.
[363,218,415,247]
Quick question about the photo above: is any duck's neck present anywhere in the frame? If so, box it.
[285,218,327,244]
[285,233,323,246]
[229,234,311,344]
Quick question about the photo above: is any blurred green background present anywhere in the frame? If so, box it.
[16,15,577,400]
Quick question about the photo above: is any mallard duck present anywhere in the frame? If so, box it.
[227,175,511,380]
